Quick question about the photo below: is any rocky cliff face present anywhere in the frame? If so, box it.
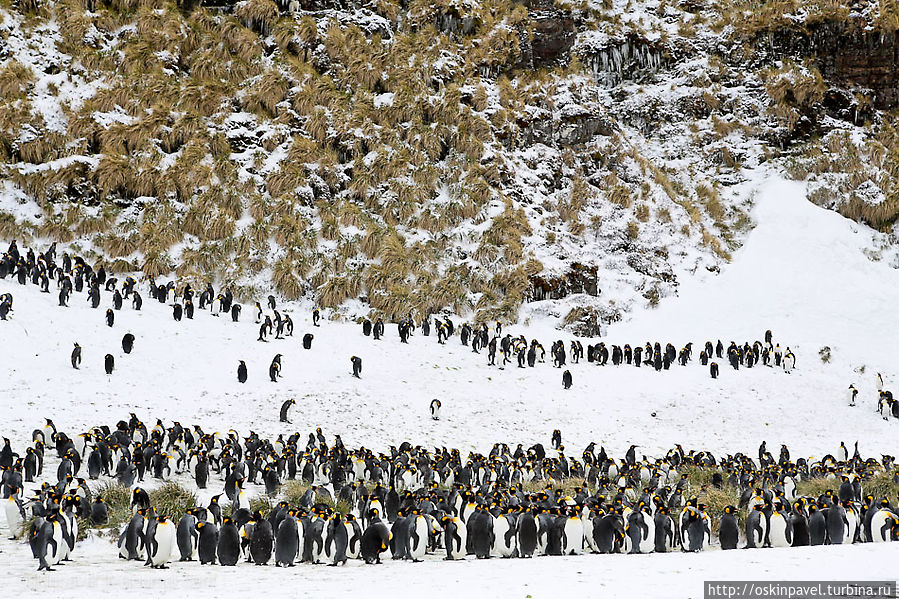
[755,18,899,109]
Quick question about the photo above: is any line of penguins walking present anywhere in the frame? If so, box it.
[0,239,357,384]
[2,417,897,572]
[360,314,798,389]
[3,238,802,391]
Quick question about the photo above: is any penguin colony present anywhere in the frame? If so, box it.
[2,238,898,571]
[7,239,896,414]
[2,421,898,571]
[0,240,307,385]
[363,314,804,388]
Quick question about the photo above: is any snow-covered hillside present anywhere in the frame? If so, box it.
[1,175,896,457]
[4,0,899,327]
[0,173,897,597]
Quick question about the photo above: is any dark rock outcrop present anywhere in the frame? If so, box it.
[753,18,899,109]
[527,262,599,301]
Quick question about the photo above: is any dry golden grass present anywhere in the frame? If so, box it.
[0,61,35,98]
[234,0,278,36]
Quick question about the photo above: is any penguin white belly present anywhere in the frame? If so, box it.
[315,464,329,485]
[768,513,789,548]
[344,522,360,558]
[784,478,797,501]
[409,517,428,560]
[639,516,655,554]
[448,518,466,559]
[870,510,896,542]
[5,499,23,538]
[118,529,130,558]
[563,517,583,555]
[702,514,712,550]
[151,522,174,567]
[460,503,476,524]
[66,513,78,555]
[844,509,859,544]
[665,518,679,552]
[51,521,65,564]
[583,516,597,553]
[492,515,515,557]
[757,517,769,547]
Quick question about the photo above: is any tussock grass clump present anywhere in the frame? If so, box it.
[840,194,899,232]
[234,0,278,36]
[250,495,274,515]
[90,481,197,537]
[93,481,133,534]
[0,60,35,100]
[283,481,349,512]
[864,470,899,500]
[150,481,199,520]
[795,477,839,498]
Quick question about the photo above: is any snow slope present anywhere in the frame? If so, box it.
[0,171,897,596]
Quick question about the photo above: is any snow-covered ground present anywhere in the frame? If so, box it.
[1,173,897,596]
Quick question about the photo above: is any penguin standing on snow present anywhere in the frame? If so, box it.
[196,521,218,565]
[745,504,768,548]
[441,515,466,560]
[360,509,390,564]
[808,504,826,545]
[269,355,282,382]
[324,513,349,566]
[552,430,562,450]
[122,333,135,355]
[90,496,108,526]
[848,384,858,407]
[710,362,719,379]
[104,354,114,375]
[237,361,248,384]
[176,509,199,561]
[217,517,241,566]
[231,304,241,322]
[71,343,82,369]
[429,399,441,421]
[249,514,274,565]
[312,308,320,327]
[280,399,296,423]
[147,515,175,568]
[562,370,572,390]
[274,510,301,567]
[105,308,115,327]
[303,333,313,349]
[783,349,795,373]
[351,356,362,378]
